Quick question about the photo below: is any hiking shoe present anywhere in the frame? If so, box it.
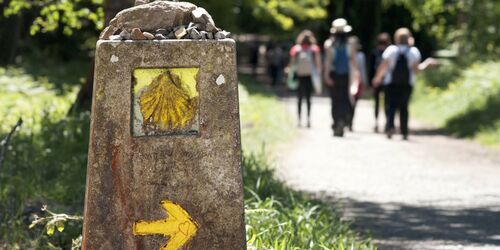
[333,121,345,137]
[374,125,379,133]
[333,129,344,137]
[402,134,409,141]
[307,119,311,128]
[386,128,395,139]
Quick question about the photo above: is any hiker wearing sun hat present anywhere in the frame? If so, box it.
[324,18,360,137]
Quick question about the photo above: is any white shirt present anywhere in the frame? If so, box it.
[382,45,421,85]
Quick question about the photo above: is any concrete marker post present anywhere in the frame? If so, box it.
[82,39,246,249]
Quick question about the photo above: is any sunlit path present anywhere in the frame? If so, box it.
[277,97,500,250]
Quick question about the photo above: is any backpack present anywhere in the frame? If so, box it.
[295,46,313,76]
[391,48,410,85]
[332,44,349,75]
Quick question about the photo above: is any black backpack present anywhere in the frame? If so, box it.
[391,49,410,85]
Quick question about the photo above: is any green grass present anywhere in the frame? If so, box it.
[0,61,375,249]
[412,61,500,147]
[243,154,376,249]
[0,64,88,248]
[239,75,375,249]
[239,74,296,153]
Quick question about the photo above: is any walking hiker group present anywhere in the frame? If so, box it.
[287,19,437,139]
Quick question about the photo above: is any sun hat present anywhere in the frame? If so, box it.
[330,18,352,34]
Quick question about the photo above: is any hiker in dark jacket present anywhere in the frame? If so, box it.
[324,18,360,137]
[373,28,437,140]
[369,32,391,133]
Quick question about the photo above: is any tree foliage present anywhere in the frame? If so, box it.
[2,0,104,36]
[385,0,499,58]
[248,0,328,31]
[1,0,498,58]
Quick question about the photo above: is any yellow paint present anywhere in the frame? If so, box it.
[133,68,199,130]
[133,68,198,98]
[134,200,198,250]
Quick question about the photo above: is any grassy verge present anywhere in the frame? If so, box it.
[0,65,88,248]
[239,75,375,249]
[412,61,500,147]
[0,62,375,249]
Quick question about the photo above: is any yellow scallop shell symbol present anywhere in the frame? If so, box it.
[139,71,197,130]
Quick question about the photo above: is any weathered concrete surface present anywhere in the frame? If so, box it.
[82,40,245,249]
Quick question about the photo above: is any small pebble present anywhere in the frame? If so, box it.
[155,34,166,40]
[207,32,214,39]
[119,29,131,40]
[110,35,122,41]
[187,22,197,29]
[215,30,231,40]
[189,29,202,40]
[215,31,226,40]
[143,32,155,40]
[156,28,168,35]
[131,28,147,40]
[200,31,208,40]
[174,27,187,39]
[206,22,217,32]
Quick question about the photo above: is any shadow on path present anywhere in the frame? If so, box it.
[341,198,500,248]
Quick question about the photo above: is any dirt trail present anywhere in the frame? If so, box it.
[277,97,500,250]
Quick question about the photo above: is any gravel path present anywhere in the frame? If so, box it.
[277,97,500,250]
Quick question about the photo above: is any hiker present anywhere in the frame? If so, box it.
[347,36,367,131]
[249,41,260,75]
[369,32,392,132]
[266,42,286,87]
[324,18,360,137]
[372,28,438,140]
[289,30,322,128]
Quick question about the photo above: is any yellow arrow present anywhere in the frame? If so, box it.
[133,200,198,250]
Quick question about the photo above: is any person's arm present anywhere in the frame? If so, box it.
[323,40,333,86]
[286,46,297,76]
[368,51,377,81]
[415,57,439,73]
[350,49,361,86]
[314,48,322,77]
[372,59,389,87]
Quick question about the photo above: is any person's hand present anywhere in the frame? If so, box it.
[372,77,382,88]
[419,57,440,71]
[424,57,440,68]
[325,76,334,86]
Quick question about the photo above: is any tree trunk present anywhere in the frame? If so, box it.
[71,0,132,112]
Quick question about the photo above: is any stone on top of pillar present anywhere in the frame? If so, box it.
[100,1,230,41]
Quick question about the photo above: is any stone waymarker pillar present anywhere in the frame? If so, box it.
[82,2,245,249]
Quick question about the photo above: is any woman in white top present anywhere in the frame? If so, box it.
[372,28,437,140]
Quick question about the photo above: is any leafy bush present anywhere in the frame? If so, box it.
[412,61,500,146]
[0,65,88,248]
